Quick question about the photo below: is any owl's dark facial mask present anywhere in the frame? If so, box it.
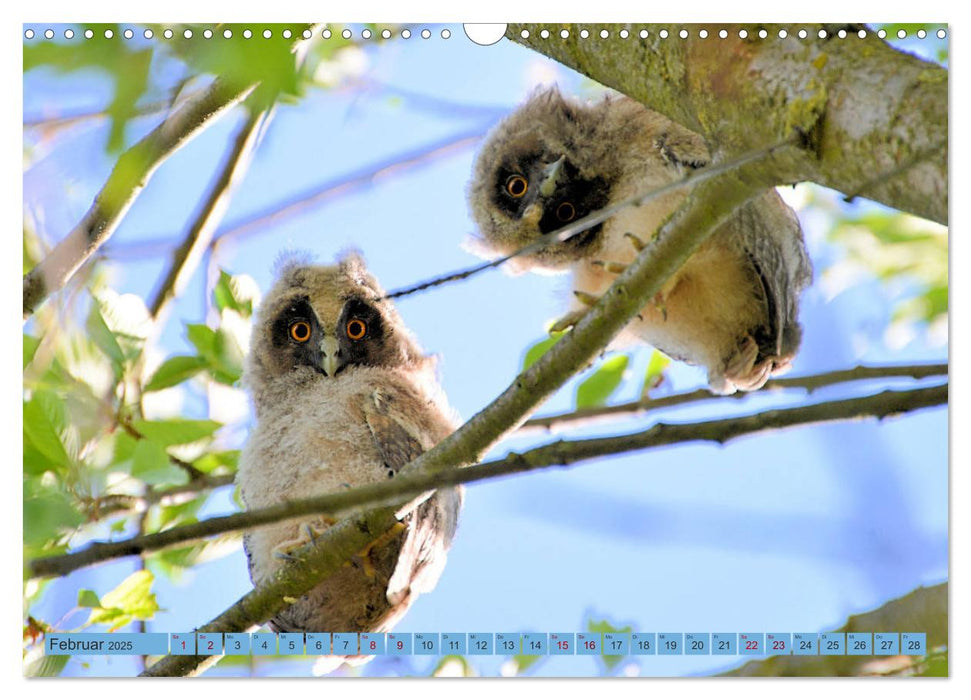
[493,154,611,258]
[270,296,324,375]
[270,296,392,378]
[336,297,388,369]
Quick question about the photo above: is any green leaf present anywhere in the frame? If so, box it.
[77,589,102,608]
[86,301,125,375]
[186,323,243,385]
[24,30,153,153]
[23,483,84,549]
[192,449,240,474]
[131,418,221,448]
[641,350,671,397]
[143,355,209,392]
[23,334,40,369]
[213,270,254,317]
[158,24,307,109]
[23,648,69,677]
[521,330,566,371]
[131,439,184,484]
[86,571,160,631]
[576,355,630,409]
[23,392,72,472]
[587,618,633,671]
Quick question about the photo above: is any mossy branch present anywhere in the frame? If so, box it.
[508,23,947,225]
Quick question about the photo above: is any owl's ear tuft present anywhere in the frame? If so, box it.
[336,248,368,277]
[273,249,315,279]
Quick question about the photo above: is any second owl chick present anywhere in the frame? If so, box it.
[467,87,812,394]
[237,253,461,669]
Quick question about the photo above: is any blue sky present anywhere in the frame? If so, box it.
[23,24,948,677]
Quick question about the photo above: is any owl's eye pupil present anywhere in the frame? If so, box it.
[289,321,311,343]
[505,174,528,198]
[346,319,367,340]
[556,201,577,222]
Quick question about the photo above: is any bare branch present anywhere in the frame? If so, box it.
[81,473,236,521]
[518,363,948,434]
[31,383,945,579]
[148,106,273,320]
[508,23,947,224]
[719,582,947,676]
[209,126,487,251]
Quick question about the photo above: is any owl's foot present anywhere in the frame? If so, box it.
[272,519,337,561]
[625,232,647,252]
[549,290,600,332]
[355,521,407,578]
[590,260,628,275]
[719,335,773,394]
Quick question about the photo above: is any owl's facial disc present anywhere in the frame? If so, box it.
[494,154,611,266]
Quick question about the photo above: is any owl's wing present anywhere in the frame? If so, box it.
[732,194,813,359]
[362,389,462,605]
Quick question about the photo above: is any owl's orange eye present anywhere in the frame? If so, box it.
[505,174,528,198]
[346,319,367,340]
[289,320,311,343]
[556,201,576,222]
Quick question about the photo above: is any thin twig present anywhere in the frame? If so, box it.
[209,126,488,252]
[518,363,948,433]
[82,474,236,521]
[381,136,800,300]
[29,383,946,579]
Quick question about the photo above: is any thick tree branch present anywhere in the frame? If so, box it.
[138,146,788,677]
[719,582,947,676]
[22,28,314,321]
[518,363,948,433]
[508,23,947,225]
[31,383,946,579]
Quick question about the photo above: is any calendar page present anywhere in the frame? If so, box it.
[22,21,949,679]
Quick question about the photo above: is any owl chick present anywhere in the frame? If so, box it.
[236,252,462,668]
[467,87,813,394]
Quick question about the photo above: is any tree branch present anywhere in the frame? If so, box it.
[508,23,947,224]
[137,142,788,677]
[81,473,236,522]
[22,28,315,320]
[31,383,945,579]
[209,126,487,251]
[518,363,948,434]
[718,582,947,676]
[148,106,273,320]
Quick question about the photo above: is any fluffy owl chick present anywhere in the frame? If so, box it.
[467,87,812,394]
[237,252,462,668]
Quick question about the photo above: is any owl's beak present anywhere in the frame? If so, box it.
[319,336,343,377]
[539,156,566,197]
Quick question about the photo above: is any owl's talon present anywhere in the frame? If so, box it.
[591,260,628,274]
[573,290,599,307]
[272,518,336,561]
[624,232,647,252]
[722,335,774,392]
[356,521,407,579]
[550,308,587,333]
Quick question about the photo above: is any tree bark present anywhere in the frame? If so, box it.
[508,23,947,225]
